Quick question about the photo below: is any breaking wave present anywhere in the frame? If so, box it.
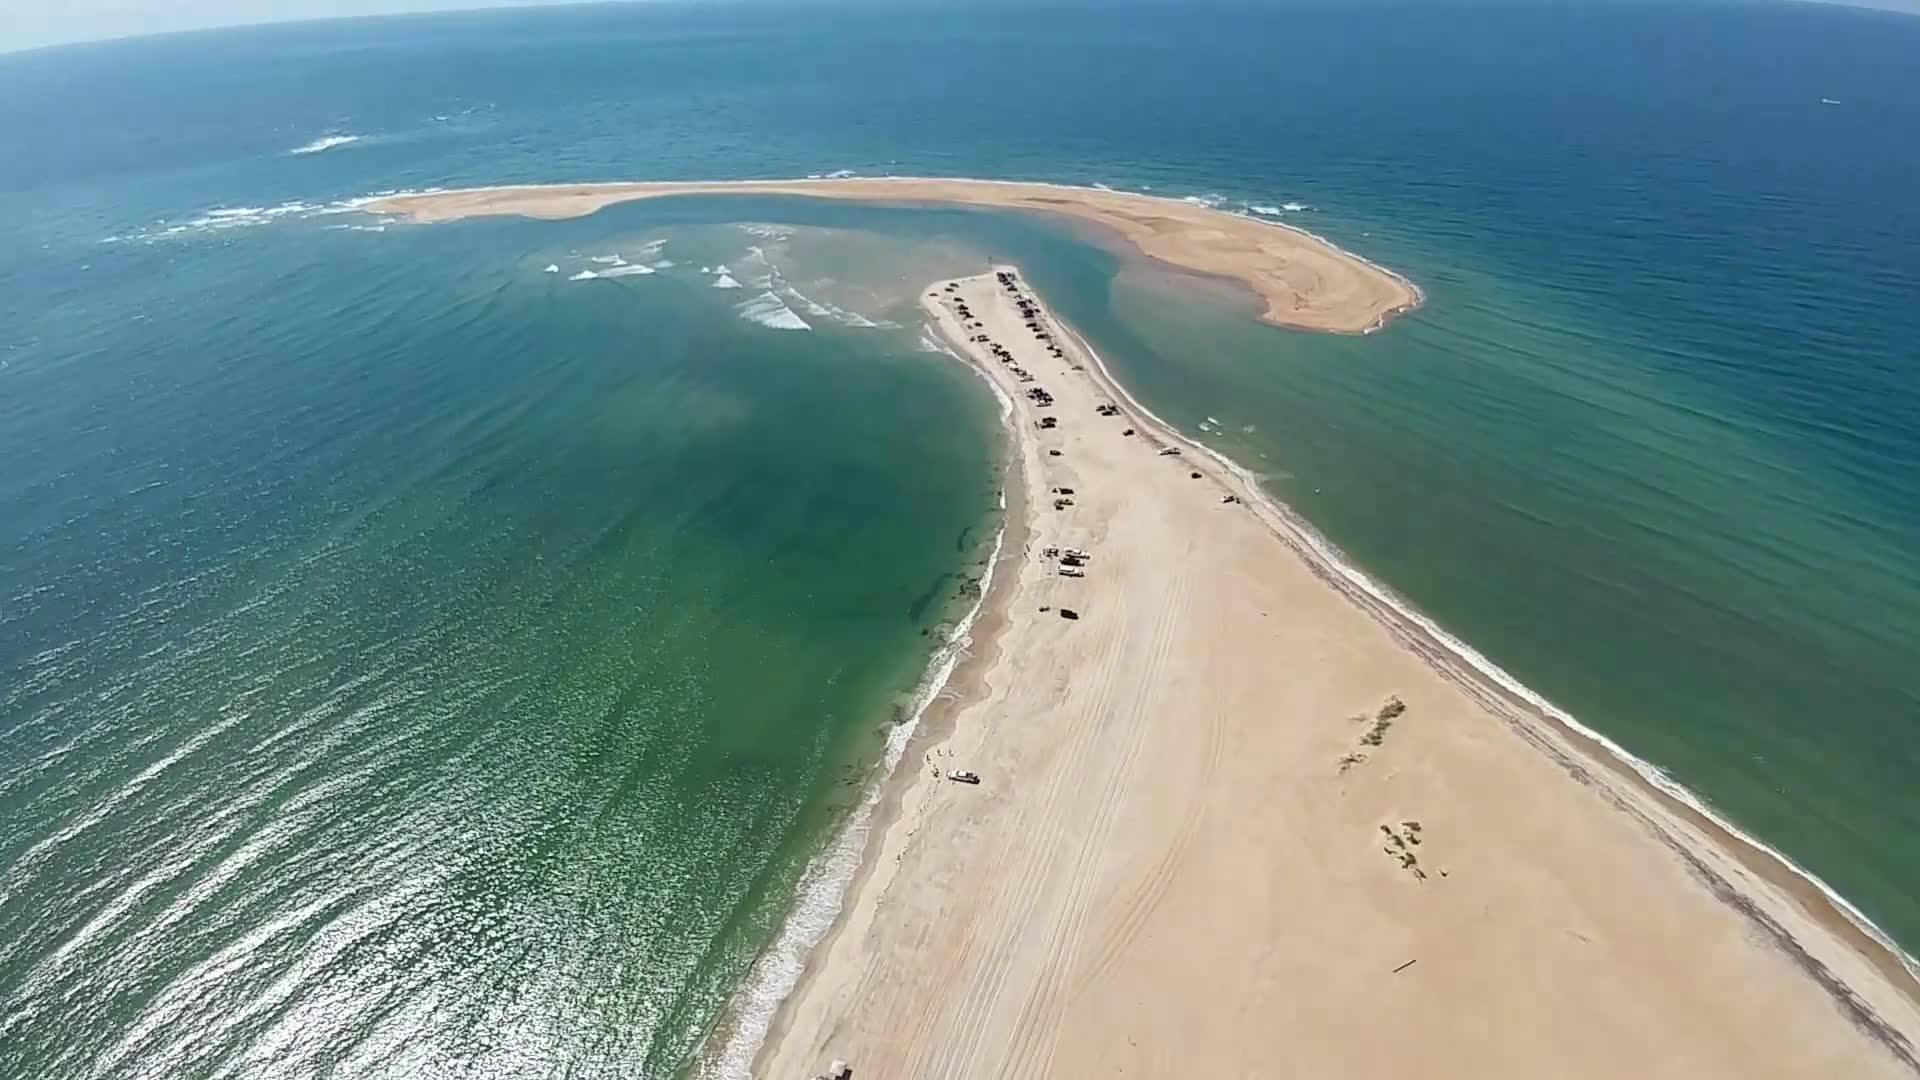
[734,292,811,331]
[289,134,361,155]
[101,191,414,243]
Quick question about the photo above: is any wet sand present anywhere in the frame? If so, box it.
[744,269,1920,1079]
[367,178,1421,334]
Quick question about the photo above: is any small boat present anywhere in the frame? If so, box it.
[1158,447,1181,456]
[948,770,982,785]
[1060,566,1085,577]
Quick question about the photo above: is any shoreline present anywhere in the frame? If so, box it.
[366,177,1423,335]
[696,337,1032,1080]
[740,266,1920,1078]
[1041,308,1920,999]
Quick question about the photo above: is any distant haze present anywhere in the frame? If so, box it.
[1,0,620,53]
[4,0,1918,55]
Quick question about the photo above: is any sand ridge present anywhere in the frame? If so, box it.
[739,269,1920,1080]
[367,178,1422,334]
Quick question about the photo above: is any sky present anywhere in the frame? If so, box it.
[0,0,612,53]
[3,0,1917,53]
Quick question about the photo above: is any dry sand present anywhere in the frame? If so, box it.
[367,178,1420,334]
[737,270,1920,1079]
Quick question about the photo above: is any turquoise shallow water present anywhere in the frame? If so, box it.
[3,1,1919,1074]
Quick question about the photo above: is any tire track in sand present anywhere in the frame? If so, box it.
[907,565,1135,1080]
[898,322,1138,1077]
[1070,632,1222,997]
[1000,565,1190,1080]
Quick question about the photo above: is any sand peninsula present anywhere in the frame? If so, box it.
[374,183,1919,1073]
[368,177,1422,334]
[703,269,1920,1079]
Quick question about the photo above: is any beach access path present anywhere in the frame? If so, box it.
[750,269,1920,1079]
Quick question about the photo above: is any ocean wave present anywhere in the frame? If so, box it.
[104,192,410,243]
[780,287,886,329]
[598,264,655,278]
[711,274,742,289]
[543,264,559,274]
[735,292,810,331]
[289,134,361,156]
[568,270,599,281]
[780,288,833,318]
[1247,205,1282,216]
[589,255,625,265]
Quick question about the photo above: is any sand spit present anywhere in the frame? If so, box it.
[736,270,1920,1080]
[367,178,1421,335]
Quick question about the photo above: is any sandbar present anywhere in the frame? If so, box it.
[367,178,1422,334]
[727,269,1920,1079]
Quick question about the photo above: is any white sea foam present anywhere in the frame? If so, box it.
[543,264,560,274]
[1282,201,1310,212]
[598,263,656,278]
[568,270,599,281]
[712,274,742,289]
[1247,204,1283,216]
[702,346,1011,1080]
[651,259,676,269]
[713,264,731,276]
[1092,182,1115,191]
[824,168,856,179]
[589,255,626,265]
[108,192,412,243]
[822,303,882,329]
[780,288,834,318]
[779,287,885,329]
[735,292,810,331]
[289,134,361,155]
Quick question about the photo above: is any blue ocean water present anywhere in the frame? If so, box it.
[3,1,1918,1074]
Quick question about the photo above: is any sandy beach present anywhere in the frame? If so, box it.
[367,178,1421,334]
[732,269,1920,1079]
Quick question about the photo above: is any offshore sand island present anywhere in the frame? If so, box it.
[370,178,1422,334]
[378,183,1920,1077]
